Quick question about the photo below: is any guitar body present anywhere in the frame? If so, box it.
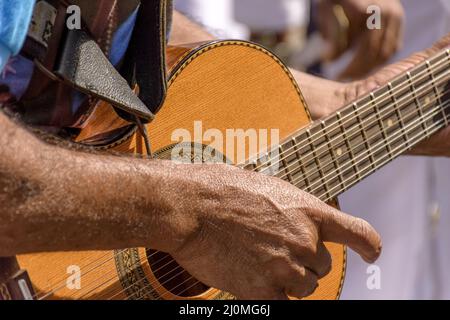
[16,41,346,300]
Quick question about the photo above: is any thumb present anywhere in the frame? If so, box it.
[314,204,382,263]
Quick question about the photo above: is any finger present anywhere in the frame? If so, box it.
[337,29,382,80]
[284,266,319,299]
[376,15,402,65]
[392,11,404,53]
[313,204,382,263]
[309,242,332,279]
[338,36,369,80]
[365,27,386,71]
[293,241,332,279]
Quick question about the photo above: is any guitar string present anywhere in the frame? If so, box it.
[36,249,172,299]
[291,90,450,198]
[255,65,450,185]
[280,83,447,195]
[266,72,448,183]
[316,107,450,202]
[122,265,194,300]
[32,251,113,296]
[72,253,174,299]
[109,101,450,300]
[251,56,450,175]
[74,253,179,300]
[319,115,450,202]
[286,97,448,197]
[299,103,447,200]
[35,51,447,298]
[272,80,446,191]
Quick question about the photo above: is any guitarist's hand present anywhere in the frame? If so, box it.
[165,163,381,299]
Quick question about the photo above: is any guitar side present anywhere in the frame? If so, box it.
[16,41,346,300]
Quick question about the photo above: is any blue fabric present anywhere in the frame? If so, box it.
[0,6,138,112]
[0,0,35,71]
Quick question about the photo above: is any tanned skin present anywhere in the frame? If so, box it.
[0,5,449,299]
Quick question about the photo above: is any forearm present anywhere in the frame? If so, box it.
[0,112,193,256]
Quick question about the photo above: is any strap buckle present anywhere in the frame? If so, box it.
[0,270,35,301]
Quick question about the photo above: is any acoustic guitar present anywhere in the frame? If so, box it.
[4,40,450,300]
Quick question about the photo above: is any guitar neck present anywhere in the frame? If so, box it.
[245,49,450,201]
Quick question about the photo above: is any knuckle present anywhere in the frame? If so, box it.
[299,237,318,254]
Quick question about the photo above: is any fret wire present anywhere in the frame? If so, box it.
[443,50,450,127]
[291,136,311,190]
[407,70,430,139]
[352,102,373,178]
[278,144,292,183]
[388,82,410,149]
[427,58,448,128]
[320,120,335,197]
[370,92,393,160]
[335,112,348,189]
[305,129,329,197]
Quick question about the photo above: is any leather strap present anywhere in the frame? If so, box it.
[119,0,168,122]
[56,29,153,120]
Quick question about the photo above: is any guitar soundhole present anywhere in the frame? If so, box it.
[146,249,210,297]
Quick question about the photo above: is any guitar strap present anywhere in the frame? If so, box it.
[17,0,170,126]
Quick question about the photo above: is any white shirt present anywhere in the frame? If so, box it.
[174,0,310,38]
[174,0,249,39]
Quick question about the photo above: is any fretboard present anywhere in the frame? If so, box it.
[244,49,450,202]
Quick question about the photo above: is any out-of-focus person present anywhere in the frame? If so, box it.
[174,0,249,39]
[318,0,404,79]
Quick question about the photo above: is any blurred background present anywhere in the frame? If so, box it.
[174,0,450,300]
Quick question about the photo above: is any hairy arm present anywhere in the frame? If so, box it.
[0,111,196,255]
